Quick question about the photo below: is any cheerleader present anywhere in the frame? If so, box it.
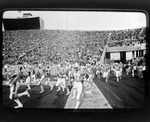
[9,67,30,108]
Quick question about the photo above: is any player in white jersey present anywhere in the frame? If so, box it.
[71,67,80,99]
[95,64,101,79]
[25,72,31,90]
[132,64,137,77]
[72,68,84,109]
[37,67,46,93]
[115,63,122,82]
[126,63,131,75]
[101,64,110,82]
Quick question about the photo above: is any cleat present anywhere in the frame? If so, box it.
[26,91,30,97]
[66,92,70,95]
[9,94,12,99]
[57,88,61,91]
[50,87,53,91]
[71,96,76,99]
[39,90,44,93]
[14,104,23,108]
[26,88,31,90]
[9,92,13,100]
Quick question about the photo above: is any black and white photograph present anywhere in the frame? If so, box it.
[2,10,147,109]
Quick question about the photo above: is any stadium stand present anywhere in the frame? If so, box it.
[2,27,146,65]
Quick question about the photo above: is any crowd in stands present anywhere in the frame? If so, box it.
[2,27,146,66]
[108,27,146,47]
[3,30,105,65]
[110,27,145,41]
[108,39,146,47]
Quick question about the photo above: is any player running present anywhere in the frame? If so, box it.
[9,66,30,108]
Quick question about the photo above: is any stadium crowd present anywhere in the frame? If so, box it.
[3,29,106,65]
[108,27,146,47]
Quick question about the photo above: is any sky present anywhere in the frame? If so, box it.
[2,11,147,31]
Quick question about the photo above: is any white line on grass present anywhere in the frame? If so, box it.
[111,92,122,101]
[100,82,103,85]
[105,86,110,91]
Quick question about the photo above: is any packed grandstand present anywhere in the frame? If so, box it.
[2,27,146,66]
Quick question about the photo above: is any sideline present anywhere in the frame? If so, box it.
[65,82,112,109]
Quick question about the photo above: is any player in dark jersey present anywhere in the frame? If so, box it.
[30,66,36,84]
[38,68,47,93]
[95,64,101,79]
[68,68,75,87]
[47,66,54,90]
[55,66,66,91]
[85,64,95,88]
[65,68,71,95]
[86,64,94,82]
[9,66,30,108]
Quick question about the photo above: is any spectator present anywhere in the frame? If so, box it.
[142,62,146,80]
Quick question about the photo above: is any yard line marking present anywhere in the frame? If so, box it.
[105,86,110,91]
[111,92,122,101]
[100,82,103,85]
